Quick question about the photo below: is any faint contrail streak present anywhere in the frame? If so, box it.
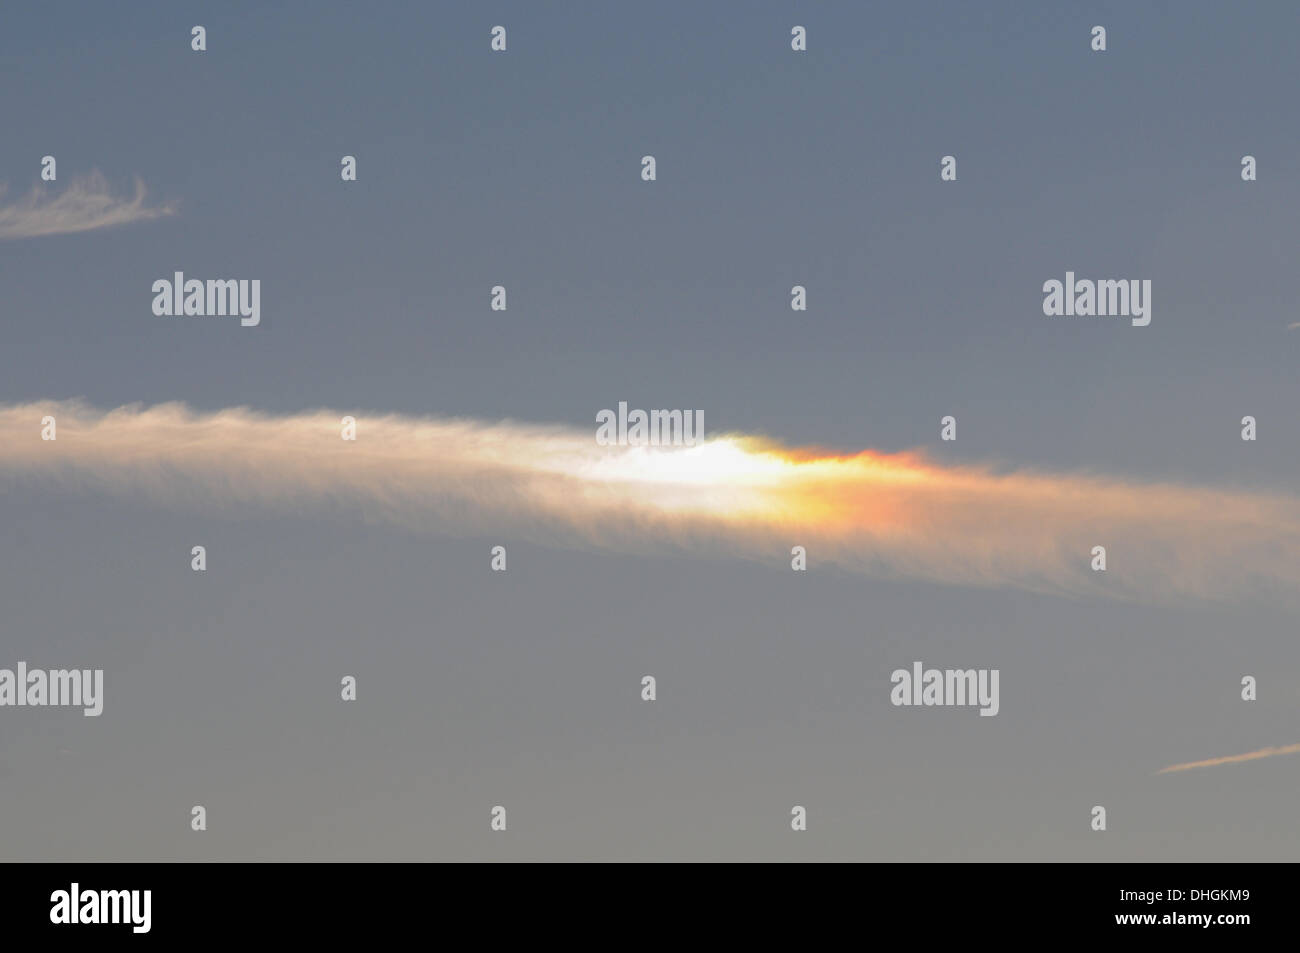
[2,399,1300,603]
[1158,743,1300,774]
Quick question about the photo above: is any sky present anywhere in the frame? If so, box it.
[1,1,1298,861]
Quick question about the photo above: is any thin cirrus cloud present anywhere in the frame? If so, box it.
[1158,742,1300,774]
[0,171,175,240]
[3,399,1300,606]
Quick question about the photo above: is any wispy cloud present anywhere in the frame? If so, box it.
[3,399,1300,604]
[0,171,175,240]
[1158,742,1300,774]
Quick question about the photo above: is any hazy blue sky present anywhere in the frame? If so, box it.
[2,1,1298,860]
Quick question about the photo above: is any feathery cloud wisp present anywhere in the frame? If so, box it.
[0,172,175,240]
[3,399,1300,604]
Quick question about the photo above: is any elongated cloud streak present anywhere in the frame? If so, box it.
[0,172,175,239]
[1158,743,1300,774]
[3,400,1299,603]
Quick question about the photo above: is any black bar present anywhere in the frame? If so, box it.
[2,862,1278,940]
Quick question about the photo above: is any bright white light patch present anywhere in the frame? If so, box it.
[579,439,795,487]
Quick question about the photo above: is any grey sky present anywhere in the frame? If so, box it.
[1,1,1297,860]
